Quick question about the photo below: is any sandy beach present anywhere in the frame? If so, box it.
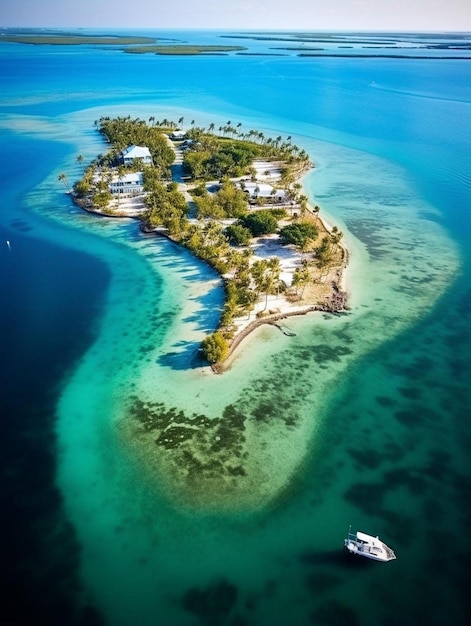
[75,138,348,361]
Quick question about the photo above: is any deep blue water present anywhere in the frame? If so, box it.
[0,133,109,624]
[1,30,471,626]
[0,232,108,625]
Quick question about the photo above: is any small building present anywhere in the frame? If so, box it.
[169,130,186,141]
[119,145,152,166]
[239,181,287,203]
[109,172,144,195]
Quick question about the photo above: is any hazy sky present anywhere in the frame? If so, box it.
[1,0,470,31]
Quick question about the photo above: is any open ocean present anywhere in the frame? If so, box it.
[1,30,471,626]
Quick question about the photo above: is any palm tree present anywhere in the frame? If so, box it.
[58,172,70,192]
[292,264,310,298]
[227,125,237,138]
[99,165,113,189]
[298,195,308,217]
[76,154,85,174]
[208,122,215,134]
[251,258,282,311]
[331,226,343,244]
[265,257,282,307]
[115,165,127,206]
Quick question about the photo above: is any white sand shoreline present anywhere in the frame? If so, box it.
[73,137,348,368]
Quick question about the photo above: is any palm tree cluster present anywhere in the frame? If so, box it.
[188,221,286,364]
[287,222,345,298]
[147,116,178,129]
[96,116,175,175]
[71,115,345,366]
[183,137,259,180]
[193,178,249,220]
[73,116,180,210]
[142,180,188,235]
[182,124,311,183]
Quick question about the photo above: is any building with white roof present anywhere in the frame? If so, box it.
[239,181,287,203]
[109,172,144,195]
[119,145,152,166]
[169,131,186,141]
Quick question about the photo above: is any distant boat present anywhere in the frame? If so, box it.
[6,240,11,251]
[344,526,396,562]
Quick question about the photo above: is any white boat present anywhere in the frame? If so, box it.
[344,527,396,562]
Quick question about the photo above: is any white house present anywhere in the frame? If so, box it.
[239,181,287,203]
[109,172,144,195]
[119,145,152,166]
[169,130,186,141]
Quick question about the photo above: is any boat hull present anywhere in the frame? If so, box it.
[344,531,396,562]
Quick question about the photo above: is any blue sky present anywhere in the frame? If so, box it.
[1,0,470,31]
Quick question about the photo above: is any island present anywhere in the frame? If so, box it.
[0,32,159,46]
[124,45,246,55]
[0,31,247,55]
[67,115,348,369]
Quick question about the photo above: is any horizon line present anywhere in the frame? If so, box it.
[1,26,471,34]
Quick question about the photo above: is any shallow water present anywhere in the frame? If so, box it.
[1,30,471,626]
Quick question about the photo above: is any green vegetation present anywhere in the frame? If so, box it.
[291,263,311,298]
[182,221,230,267]
[143,182,189,236]
[182,126,310,182]
[279,222,319,248]
[314,227,343,268]
[92,189,113,210]
[224,224,252,246]
[200,332,230,364]
[0,34,157,46]
[193,179,248,220]
[57,172,70,191]
[97,116,175,177]
[72,178,91,197]
[238,210,279,236]
[128,397,248,486]
[71,115,346,368]
[251,258,283,311]
[183,138,259,179]
[71,116,181,211]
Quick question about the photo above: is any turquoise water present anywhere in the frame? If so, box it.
[1,30,471,626]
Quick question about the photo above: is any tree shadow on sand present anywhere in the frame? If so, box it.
[156,340,206,370]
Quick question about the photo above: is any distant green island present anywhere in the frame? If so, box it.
[0,33,157,46]
[0,33,246,55]
[125,45,246,56]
